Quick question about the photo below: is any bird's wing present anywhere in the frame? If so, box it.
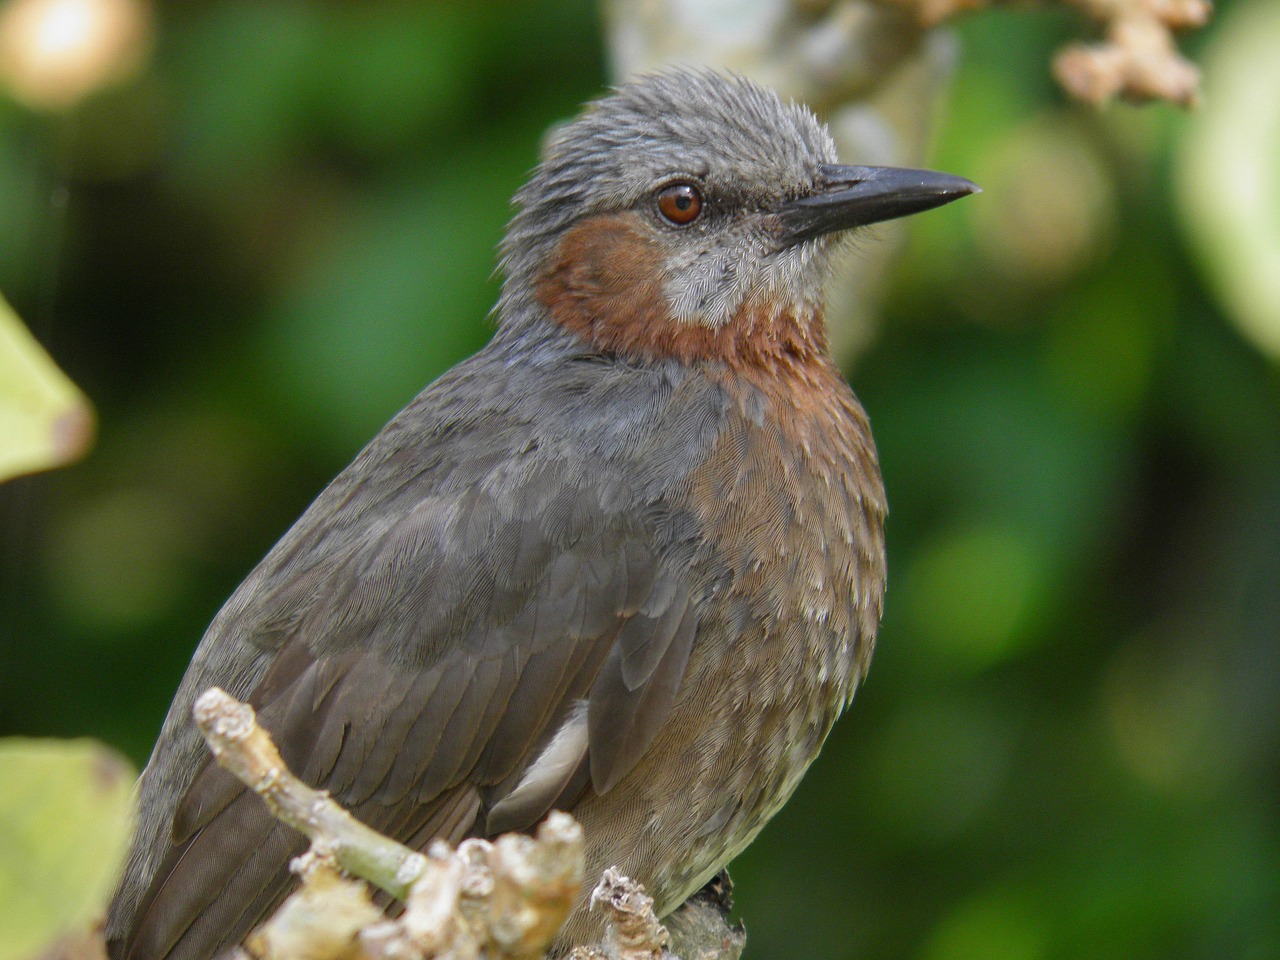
[118,401,707,960]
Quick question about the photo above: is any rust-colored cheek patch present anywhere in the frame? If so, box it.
[536,211,831,375]
[536,211,677,358]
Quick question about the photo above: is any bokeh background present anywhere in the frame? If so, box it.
[1,1,1277,958]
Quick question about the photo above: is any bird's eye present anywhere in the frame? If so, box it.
[657,182,703,226]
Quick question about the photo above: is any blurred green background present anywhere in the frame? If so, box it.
[1,1,1277,958]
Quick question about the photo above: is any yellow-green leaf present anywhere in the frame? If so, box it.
[0,739,136,960]
[0,293,95,482]
[1178,0,1280,362]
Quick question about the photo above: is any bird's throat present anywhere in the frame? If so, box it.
[536,211,831,375]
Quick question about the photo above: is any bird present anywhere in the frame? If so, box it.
[106,68,977,960]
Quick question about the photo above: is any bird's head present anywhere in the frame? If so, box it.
[498,69,976,367]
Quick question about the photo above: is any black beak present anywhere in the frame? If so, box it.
[779,164,979,246]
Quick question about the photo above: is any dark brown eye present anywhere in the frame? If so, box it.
[657,182,703,225]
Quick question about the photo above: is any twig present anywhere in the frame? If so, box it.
[192,687,428,902]
[192,687,585,960]
[568,870,669,960]
[869,0,1210,105]
[1053,0,1208,106]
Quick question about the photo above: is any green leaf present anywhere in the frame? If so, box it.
[0,739,136,960]
[1178,0,1280,361]
[0,293,95,482]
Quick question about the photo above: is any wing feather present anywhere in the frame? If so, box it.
[113,358,730,960]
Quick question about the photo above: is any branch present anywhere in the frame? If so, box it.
[1052,0,1209,107]
[569,869,669,960]
[194,688,742,960]
[193,688,430,902]
[192,688,583,960]
[871,0,1210,105]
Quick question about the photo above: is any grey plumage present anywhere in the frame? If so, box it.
[108,68,975,960]
[114,341,730,957]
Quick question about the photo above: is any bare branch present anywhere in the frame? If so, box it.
[1053,0,1209,107]
[192,687,584,960]
[870,0,1211,105]
[568,870,667,960]
[192,687,428,902]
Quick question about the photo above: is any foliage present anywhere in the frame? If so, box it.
[1178,0,1280,360]
[0,739,134,960]
[0,292,93,482]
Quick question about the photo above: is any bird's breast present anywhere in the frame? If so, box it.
[604,357,888,908]
[683,355,887,694]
